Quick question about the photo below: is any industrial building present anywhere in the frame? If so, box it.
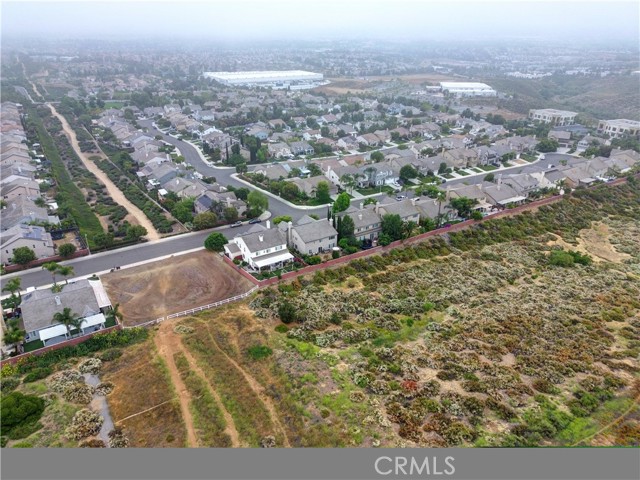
[439,82,497,97]
[528,109,578,126]
[203,70,323,89]
[597,119,640,139]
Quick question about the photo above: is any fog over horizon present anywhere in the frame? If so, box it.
[2,0,639,46]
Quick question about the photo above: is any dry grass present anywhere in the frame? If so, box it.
[102,250,254,325]
[101,337,187,447]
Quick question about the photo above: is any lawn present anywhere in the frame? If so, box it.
[356,185,395,196]
[455,170,470,176]
[521,154,537,162]
[23,340,45,353]
[103,101,126,109]
[479,164,499,171]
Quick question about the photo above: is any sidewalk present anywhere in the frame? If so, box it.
[230,174,332,211]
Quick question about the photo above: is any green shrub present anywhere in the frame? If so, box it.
[306,255,321,265]
[278,301,297,324]
[22,367,53,383]
[247,345,273,360]
[98,349,123,362]
[0,392,45,439]
[274,324,289,334]
[1,377,20,393]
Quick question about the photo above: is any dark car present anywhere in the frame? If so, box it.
[248,218,262,224]
[230,221,243,227]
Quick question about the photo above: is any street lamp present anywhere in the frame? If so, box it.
[85,234,91,255]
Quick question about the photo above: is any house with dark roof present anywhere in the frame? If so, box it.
[283,216,338,255]
[19,279,113,346]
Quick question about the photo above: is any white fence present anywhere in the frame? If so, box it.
[128,286,259,329]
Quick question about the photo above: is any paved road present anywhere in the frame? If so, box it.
[1,224,255,291]
[138,120,328,220]
[443,153,576,187]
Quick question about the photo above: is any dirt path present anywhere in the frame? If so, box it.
[46,104,161,240]
[198,319,292,448]
[153,327,199,447]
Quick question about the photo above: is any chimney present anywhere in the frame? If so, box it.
[411,198,417,206]
[374,204,380,214]
[497,174,502,186]
[358,213,363,221]
[359,201,364,210]
[258,234,264,242]
[55,296,61,306]
[266,220,270,229]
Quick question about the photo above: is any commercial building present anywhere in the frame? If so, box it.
[596,119,640,139]
[203,70,323,89]
[528,109,577,126]
[439,82,497,97]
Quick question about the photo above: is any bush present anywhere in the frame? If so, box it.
[58,243,77,258]
[0,392,45,439]
[66,409,103,440]
[332,250,340,259]
[274,324,289,334]
[78,357,102,374]
[278,301,297,324]
[22,367,53,383]
[306,255,321,265]
[246,345,273,360]
[98,349,122,362]
[1,377,20,392]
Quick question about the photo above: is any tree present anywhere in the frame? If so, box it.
[11,246,36,266]
[42,262,60,285]
[364,166,378,187]
[2,278,22,300]
[370,151,384,162]
[308,163,322,176]
[381,214,404,241]
[450,196,478,219]
[93,232,115,249]
[52,307,81,339]
[315,181,331,203]
[58,243,77,258]
[278,301,297,324]
[272,215,292,225]
[333,192,351,213]
[247,191,268,216]
[236,163,248,174]
[106,303,124,324]
[204,232,228,252]
[402,220,418,239]
[281,182,300,201]
[536,138,559,153]
[223,207,239,223]
[57,265,74,284]
[172,199,195,224]
[3,319,25,354]
[338,215,356,244]
[438,162,449,175]
[193,212,218,230]
[435,191,447,228]
[399,164,419,183]
[234,188,250,201]
[340,174,357,194]
[484,173,495,182]
[125,225,148,241]
[1,392,45,434]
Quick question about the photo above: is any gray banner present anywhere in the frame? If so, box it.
[1,448,639,480]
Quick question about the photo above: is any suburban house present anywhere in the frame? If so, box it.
[267,142,293,159]
[289,141,315,156]
[377,199,421,223]
[287,175,337,198]
[528,109,577,126]
[1,178,41,202]
[194,190,247,217]
[1,196,59,231]
[19,279,113,346]
[443,148,480,168]
[446,184,494,213]
[1,224,55,265]
[283,216,338,255]
[224,224,293,271]
[338,204,383,243]
[548,130,572,148]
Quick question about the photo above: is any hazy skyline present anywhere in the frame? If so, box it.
[2,0,639,44]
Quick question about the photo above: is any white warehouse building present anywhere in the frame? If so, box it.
[203,70,323,88]
[440,82,497,97]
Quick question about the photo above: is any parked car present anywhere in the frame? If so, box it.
[230,221,243,227]
[396,195,407,201]
[248,218,262,224]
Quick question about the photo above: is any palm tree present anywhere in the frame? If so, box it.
[3,319,25,354]
[435,191,447,228]
[106,303,124,325]
[340,174,356,194]
[56,265,74,284]
[52,307,81,339]
[2,277,22,300]
[364,166,378,188]
[42,262,60,285]
[401,221,418,240]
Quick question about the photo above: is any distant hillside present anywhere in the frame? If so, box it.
[486,75,640,121]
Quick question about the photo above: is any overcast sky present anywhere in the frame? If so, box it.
[2,0,639,44]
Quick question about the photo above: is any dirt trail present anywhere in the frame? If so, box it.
[153,327,199,447]
[46,103,160,240]
[163,323,242,447]
[198,319,292,448]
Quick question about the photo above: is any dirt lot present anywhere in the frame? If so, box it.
[101,250,254,325]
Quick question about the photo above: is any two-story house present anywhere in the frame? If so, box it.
[224,224,293,271]
[283,216,338,255]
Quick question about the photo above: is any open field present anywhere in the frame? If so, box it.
[102,250,255,325]
[314,73,460,95]
[102,339,187,447]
